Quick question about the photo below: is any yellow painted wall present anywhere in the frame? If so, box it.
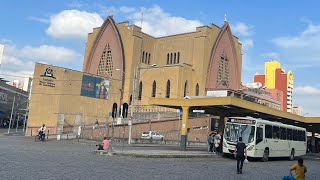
[83,17,243,107]
[265,61,281,88]
[27,63,122,135]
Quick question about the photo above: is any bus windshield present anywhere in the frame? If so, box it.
[224,123,255,144]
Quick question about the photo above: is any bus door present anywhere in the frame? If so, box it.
[255,124,264,157]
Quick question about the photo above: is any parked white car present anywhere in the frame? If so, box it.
[141,131,164,140]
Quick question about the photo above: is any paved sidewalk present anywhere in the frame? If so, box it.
[84,139,218,158]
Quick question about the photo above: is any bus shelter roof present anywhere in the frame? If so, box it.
[149,96,320,131]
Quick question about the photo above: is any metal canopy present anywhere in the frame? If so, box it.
[149,96,320,132]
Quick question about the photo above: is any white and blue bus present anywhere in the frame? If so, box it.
[223,117,307,161]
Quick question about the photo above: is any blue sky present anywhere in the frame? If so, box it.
[0,0,319,116]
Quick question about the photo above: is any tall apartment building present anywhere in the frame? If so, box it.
[254,61,294,113]
[292,104,303,116]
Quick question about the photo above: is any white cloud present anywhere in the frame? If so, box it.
[231,22,253,37]
[27,16,50,24]
[3,44,80,62]
[19,45,80,62]
[295,86,320,95]
[119,6,136,13]
[0,43,81,83]
[231,22,254,51]
[272,21,320,64]
[261,52,280,60]
[0,38,12,44]
[46,10,103,40]
[240,39,254,50]
[294,85,320,116]
[68,1,85,8]
[124,5,203,37]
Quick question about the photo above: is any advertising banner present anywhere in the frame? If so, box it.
[81,74,110,100]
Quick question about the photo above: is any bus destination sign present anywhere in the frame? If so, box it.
[228,119,256,124]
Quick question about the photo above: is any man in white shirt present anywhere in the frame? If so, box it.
[38,124,46,141]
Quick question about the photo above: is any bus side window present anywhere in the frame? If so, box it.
[265,125,272,138]
[293,130,298,141]
[287,129,293,140]
[273,126,280,139]
[280,127,287,140]
[256,127,263,144]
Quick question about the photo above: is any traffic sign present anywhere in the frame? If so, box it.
[128,116,132,126]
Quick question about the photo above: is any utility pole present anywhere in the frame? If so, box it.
[7,96,16,134]
[129,64,138,144]
[111,116,115,151]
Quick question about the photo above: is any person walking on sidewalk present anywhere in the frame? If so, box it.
[207,132,214,153]
[290,158,307,180]
[214,132,222,154]
[234,137,247,174]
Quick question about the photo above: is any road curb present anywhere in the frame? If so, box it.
[93,150,218,158]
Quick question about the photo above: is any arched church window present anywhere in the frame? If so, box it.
[184,80,188,97]
[167,54,169,64]
[174,53,176,64]
[195,83,199,96]
[170,53,173,64]
[97,50,113,77]
[216,52,229,87]
[166,80,170,98]
[142,51,145,63]
[177,52,180,63]
[138,82,143,100]
[152,80,156,97]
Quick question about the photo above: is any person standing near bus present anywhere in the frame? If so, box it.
[207,132,214,153]
[234,137,247,174]
[290,159,307,180]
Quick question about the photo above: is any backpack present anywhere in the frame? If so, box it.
[281,176,296,180]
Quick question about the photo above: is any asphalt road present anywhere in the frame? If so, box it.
[0,135,319,180]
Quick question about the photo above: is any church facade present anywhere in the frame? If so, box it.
[26,16,244,137]
[82,16,243,114]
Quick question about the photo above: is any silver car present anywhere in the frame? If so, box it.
[141,131,164,140]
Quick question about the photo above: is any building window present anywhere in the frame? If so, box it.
[170,53,173,64]
[167,54,169,64]
[166,80,170,98]
[195,83,199,96]
[174,53,176,64]
[152,80,156,97]
[145,53,148,64]
[184,80,188,97]
[148,53,151,64]
[142,51,145,63]
[138,82,142,100]
[216,52,229,87]
[97,50,113,77]
[129,95,132,105]
[177,52,180,64]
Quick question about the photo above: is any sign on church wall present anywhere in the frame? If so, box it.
[80,74,110,100]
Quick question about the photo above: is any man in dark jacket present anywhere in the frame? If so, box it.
[234,137,247,174]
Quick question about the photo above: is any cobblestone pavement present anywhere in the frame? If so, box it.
[0,136,319,180]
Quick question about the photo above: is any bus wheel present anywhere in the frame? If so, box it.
[289,149,295,161]
[262,149,269,162]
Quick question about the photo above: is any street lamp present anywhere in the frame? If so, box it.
[116,64,156,145]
